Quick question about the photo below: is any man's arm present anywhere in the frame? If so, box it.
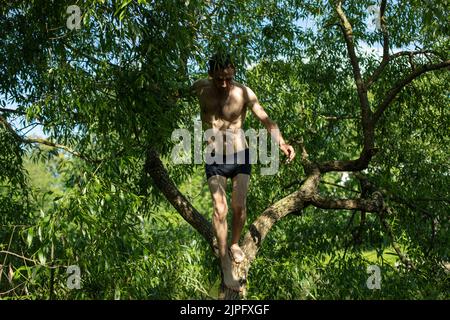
[246,87,296,163]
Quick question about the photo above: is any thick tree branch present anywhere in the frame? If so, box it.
[144,148,217,253]
[318,147,378,172]
[0,108,26,115]
[379,0,389,63]
[378,209,415,269]
[0,114,98,162]
[241,168,321,263]
[366,50,446,88]
[335,1,372,120]
[373,60,450,123]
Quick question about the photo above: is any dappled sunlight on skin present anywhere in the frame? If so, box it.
[229,243,245,263]
[230,173,249,255]
[1,0,448,301]
[222,252,242,292]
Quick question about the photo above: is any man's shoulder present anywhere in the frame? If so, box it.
[232,81,247,90]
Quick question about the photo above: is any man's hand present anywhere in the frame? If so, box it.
[280,143,296,163]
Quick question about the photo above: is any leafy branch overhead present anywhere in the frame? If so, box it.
[0,0,449,300]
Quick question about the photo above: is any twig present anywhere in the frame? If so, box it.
[0,250,36,264]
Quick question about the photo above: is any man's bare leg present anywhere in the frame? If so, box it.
[230,173,250,263]
[207,175,240,291]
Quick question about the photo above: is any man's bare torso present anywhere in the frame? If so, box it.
[193,79,250,155]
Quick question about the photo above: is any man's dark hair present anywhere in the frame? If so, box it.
[208,52,234,72]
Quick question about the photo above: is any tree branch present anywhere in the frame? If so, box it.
[144,148,217,253]
[366,50,446,88]
[379,0,389,63]
[373,60,450,123]
[24,137,82,156]
[317,147,378,172]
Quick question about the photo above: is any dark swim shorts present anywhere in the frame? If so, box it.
[205,148,252,180]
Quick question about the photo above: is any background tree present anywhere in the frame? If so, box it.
[0,0,448,299]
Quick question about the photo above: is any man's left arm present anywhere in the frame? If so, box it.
[247,87,296,163]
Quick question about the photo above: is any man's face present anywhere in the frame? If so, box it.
[210,67,235,93]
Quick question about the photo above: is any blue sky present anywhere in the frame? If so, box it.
[1,2,403,140]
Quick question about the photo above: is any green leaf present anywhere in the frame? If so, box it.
[38,252,46,265]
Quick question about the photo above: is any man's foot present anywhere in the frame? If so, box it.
[229,244,245,264]
[222,253,242,292]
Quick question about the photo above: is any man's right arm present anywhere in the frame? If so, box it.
[172,79,204,102]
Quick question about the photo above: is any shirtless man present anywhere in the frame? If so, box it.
[191,53,295,291]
